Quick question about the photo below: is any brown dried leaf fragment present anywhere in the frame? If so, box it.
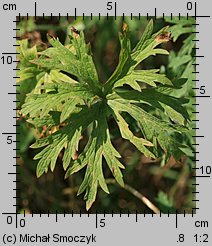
[155,32,171,42]
[122,22,128,33]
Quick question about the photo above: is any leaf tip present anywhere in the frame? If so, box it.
[64,170,70,179]
[36,168,43,178]
[47,33,56,40]
[71,26,80,38]
[122,22,128,33]
[86,201,94,211]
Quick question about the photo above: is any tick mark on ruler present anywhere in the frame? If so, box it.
[2,52,19,55]
[56,210,58,222]
[35,2,37,20]
[192,95,210,98]
[193,55,204,58]
[193,15,211,18]
[115,2,117,20]
[2,132,20,135]
[175,210,178,228]
[95,211,98,228]
[192,175,211,178]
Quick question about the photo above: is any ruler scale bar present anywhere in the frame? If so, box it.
[0,1,211,246]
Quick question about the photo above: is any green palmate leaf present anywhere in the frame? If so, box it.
[21,82,95,122]
[114,69,172,89]
[32,32,102,96]
[108,98,186,160]
[104,19,171,93]
[112,88,189,124]
[20,20,191,209]
[31,103,100,176]
[16,40,75,107]
[65,104,124,210]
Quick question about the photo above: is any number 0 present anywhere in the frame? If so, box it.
[20,219,26,227]
[7,216,13,224]
[187,2,193,10]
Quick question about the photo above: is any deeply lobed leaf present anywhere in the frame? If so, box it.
[20,20,190,209]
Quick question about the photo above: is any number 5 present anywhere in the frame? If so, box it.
[107,2,113,10]
[7,136,13,144]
